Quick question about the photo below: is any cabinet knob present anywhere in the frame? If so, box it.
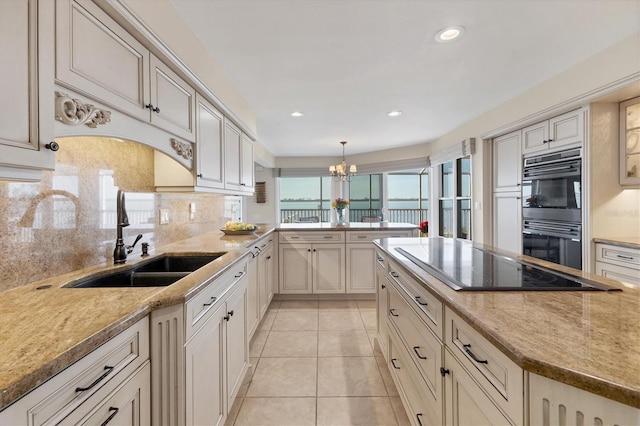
[440,367,450,376]
[45,141,59,151]
[153,106,160,113]
[197,173,203,178]
[145,103,160,113]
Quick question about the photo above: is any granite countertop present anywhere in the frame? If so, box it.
[0,226,277,410]
[277,221,417,231]
[375,237,640,409]
[593,236,640,250]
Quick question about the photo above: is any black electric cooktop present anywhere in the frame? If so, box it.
[395,239,619,291]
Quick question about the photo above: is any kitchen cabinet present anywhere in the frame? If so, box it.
[151,258,249,425]
[0,0,55,181]
[619,96,640,186]
[492,129,523,254]
[375,249,389,359]
[247,235,275,339]
[595,242,640,286]
[257,238,275,317]
[0,317,150,425]
[522,109,583,154]
[224,120,254,193]
[529,372,640,425]
[346,230,414,293]
[55,0,195,142]
[246,247,260,339]
[279,231,345,294]
[195,94,225,190]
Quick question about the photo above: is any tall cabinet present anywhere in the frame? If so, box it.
[0,0,55,181]
[492,130,522,254]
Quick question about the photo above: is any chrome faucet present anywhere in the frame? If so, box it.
[113,190,142,264]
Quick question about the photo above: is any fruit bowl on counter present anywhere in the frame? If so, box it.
[220,221,259,235]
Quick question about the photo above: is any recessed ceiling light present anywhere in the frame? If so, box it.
[290,111,304,117]
[435,26,465,43]
[387,111,402,117]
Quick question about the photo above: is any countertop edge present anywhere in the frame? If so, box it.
[593,237,640,250]
[374,239,640,409]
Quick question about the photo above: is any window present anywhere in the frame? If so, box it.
[348,174,382,221]
[387,170,429,225]
[439,157,471,239]
[279,177,331,222]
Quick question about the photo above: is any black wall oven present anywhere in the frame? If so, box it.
[522,148,582,270]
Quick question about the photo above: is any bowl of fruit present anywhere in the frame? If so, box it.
[220,221,259,235]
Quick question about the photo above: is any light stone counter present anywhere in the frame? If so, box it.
[376,237,640,409]
[593,236,640,250]
[0,227,276,410]
[277,221,417,231]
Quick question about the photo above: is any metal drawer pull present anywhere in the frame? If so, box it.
[389,309,398,317]
[357,235,367,239]
[323,235,333,239]
[463,344,488,364]
[391,358,400,369]
[100,407,119,426]
[413,346,427,360]
[416,413,424,426]
[414,296,428,306]
[203,296,217,307]
[76,366,114,392]
[266,256,272,260]
[616,254,634,260]
[376,257,384,262]
[234,272,244,278]
[390,272,399,278]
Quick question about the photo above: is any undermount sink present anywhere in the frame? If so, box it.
[66,254,225,288]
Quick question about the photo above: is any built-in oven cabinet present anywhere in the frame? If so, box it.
[522,109,583,155]
[55,0,196,143]
[493,130,522,192]
[0,0,56,182]
[619,96,640,186]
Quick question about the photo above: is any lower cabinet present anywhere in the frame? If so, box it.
[375,248,389,359]
[594,242,640,286]
[151,258,249,426]
[279,243,345,293]
[0,317,150,425]
[444,349,513,426]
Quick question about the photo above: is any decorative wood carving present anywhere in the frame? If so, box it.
[54,91,112,128]
[171,138,193,160]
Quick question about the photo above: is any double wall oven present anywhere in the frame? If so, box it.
[521,148,582,269]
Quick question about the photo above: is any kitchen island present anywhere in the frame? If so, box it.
[375,236,639,424]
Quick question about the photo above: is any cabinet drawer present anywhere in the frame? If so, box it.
[57,362,150,426]
[387,281,443,401]
[388,261,443,340]
[1,318,149,426]
[387,325,442,426]
[185,260,247,341]
[279,231,343,243]
[347,230,413,242]
[595,261,640,286]
[445,307,523,424]
[375,249,387,272]
[595,243,640,270]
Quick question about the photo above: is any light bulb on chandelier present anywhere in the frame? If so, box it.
[329,141,357,182]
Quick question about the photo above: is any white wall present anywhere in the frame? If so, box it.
[246,167,277,224]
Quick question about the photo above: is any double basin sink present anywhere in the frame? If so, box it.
[65,254,225,288]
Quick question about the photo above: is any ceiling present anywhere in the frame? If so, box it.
[169,0,640,157]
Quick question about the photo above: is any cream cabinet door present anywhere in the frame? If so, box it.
[493,130,521,192]
[279,244,312,293]
[149,55,196,142]
[0,0,55,177]
[493,192,522,254]
[226,281,249,404]
[346,244,376,293]
[240,134,255,192]
[522,120,548,155]
[548,109,582,150]
[258,244,274,317]
[313,243,346,293]
[246,253,260,339]
[195,94,225,189]
[55,0,150,122]
[185,303,226,426]
[224,120,242,191]
[444,349,514,426]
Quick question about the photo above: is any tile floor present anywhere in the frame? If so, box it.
[225,299,411,426]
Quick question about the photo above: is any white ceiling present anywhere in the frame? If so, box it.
[169,0,639,157]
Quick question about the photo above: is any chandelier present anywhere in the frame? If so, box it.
[329,141,357,182]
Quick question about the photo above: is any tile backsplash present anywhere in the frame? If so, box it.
[0,137,235,292]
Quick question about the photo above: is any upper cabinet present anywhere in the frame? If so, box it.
[195,94,225,190]
[55,0,195,142]
[522,109,583,155]
[224,120,255,193]
[493,130,521,192]
[620,96,640,186]
[0,0,55,181]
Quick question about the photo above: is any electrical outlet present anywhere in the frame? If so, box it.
[189,203,196,221]
[159,208,169,225]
